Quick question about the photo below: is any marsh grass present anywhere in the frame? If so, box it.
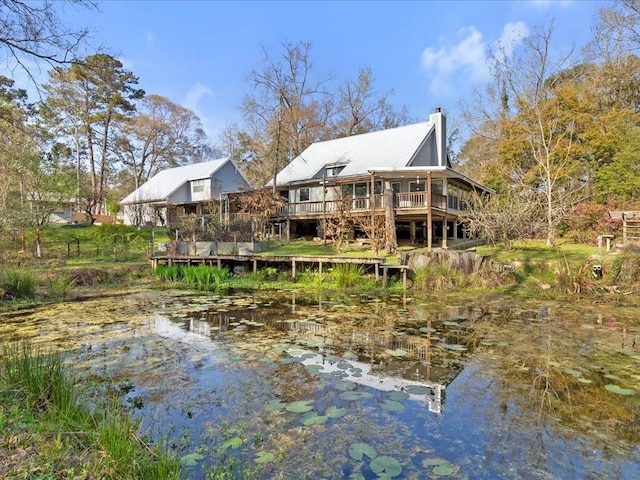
[0,342,180,479]
[0,267,37,299]
[331,264,365,289]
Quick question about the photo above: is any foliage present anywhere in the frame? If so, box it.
[0,342,181,479]
[331,264,364,289]
[560,201,622,243]
[155,265,230,291]
[0,267,37,299]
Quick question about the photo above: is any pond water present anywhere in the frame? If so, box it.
[2,289,640,479]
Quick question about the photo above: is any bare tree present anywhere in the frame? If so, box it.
[240,41,332,188]
[116,94,208,189]
[324,189,355,252]
[459,190,546,250]
[238,188,285,239]
[0,0,95,83]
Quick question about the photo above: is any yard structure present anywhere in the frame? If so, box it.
[119,157,251,227]
[267,109,492,250]
[609,210,640,243]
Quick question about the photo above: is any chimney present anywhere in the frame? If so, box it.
[429,108,446,167]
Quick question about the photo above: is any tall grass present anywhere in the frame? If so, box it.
[331,264,364,289]
[0,267,37,299]
[155,264,230,290]
[0,342,180,479]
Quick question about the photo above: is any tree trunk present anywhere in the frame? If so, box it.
[384,188,397,254]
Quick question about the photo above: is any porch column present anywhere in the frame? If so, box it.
[410,221,416,244]
[453,219,459,242]
[442,216,448,249]
[426,171,433,251]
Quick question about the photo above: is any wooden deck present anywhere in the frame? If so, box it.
[150,254,409,288]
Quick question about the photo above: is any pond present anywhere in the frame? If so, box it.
[2,289,640,479]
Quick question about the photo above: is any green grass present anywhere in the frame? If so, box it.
[0,342,180,479]
[476,239,601,265]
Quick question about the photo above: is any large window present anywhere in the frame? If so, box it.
[299,187,310,202]
[354,182,368,197]
[192,179,205,193]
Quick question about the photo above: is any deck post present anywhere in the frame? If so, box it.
[427,171,433,251]
[292,259,296,280]
[442,216,448,249]
[319,261,323,275]
[253,259,257,274]
[382,267,388,287]
[375,263,379,281]
[402,267,407,290]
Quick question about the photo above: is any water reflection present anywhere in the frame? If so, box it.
[2,290,640,478]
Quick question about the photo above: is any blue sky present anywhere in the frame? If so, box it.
[61,0,605,144]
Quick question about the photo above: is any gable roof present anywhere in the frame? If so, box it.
[120,157,236,205]
[270,121,436,186]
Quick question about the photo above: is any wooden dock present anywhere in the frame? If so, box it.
[150,254,409,288]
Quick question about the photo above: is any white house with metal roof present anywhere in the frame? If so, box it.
[269,109,492,248]
[120,157,251,226]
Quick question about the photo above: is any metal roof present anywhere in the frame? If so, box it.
[120,157,232,205]
[270,121,435,186]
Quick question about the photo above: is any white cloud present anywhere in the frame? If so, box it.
[182,82,225,144]
[421,22,529,96]
[146,32,155,45]
[421,26,489,95]
[497,21,530,57]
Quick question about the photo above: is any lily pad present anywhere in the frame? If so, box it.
[404,385,431,395]
[180,452,203,466]
[385,348,408,357]
[325,405,348,418]
[223,437,243,449]
[335,380,357,391]
[370,455,402,477]
[419,326,437,333]
[255,451,276,464]
[339,391,374,401]
[433,463,459,476]
[380,400,405,412]
[348,442,377,461]
[577,377,593,384]
[604,384,636,395]
[265,398,286,411]
[300,411,329,426]
[385,391,410,402]
[442,343,467,351]
[285,400,314,413]
[348,473,365,480]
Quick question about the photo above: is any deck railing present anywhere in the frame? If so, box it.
[274,192,449,217]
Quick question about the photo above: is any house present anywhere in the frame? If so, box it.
[268,108,492,249]
[120,157,251,226]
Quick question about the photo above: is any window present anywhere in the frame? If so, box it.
[326,165,345,177]
[299,187,310,202]
[409,181,425,192]
[391,182,401,193]
[432,180,443,195]
[192,179,205,193]
[354,182,367,197]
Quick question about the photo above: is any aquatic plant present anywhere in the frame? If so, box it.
[0,341,181,479]
[331,263,364,289]
[0,267,37,299]
[412,264,462,291]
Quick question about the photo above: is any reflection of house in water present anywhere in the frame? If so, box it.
[290,348,445,414]
[181,297,483,415]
